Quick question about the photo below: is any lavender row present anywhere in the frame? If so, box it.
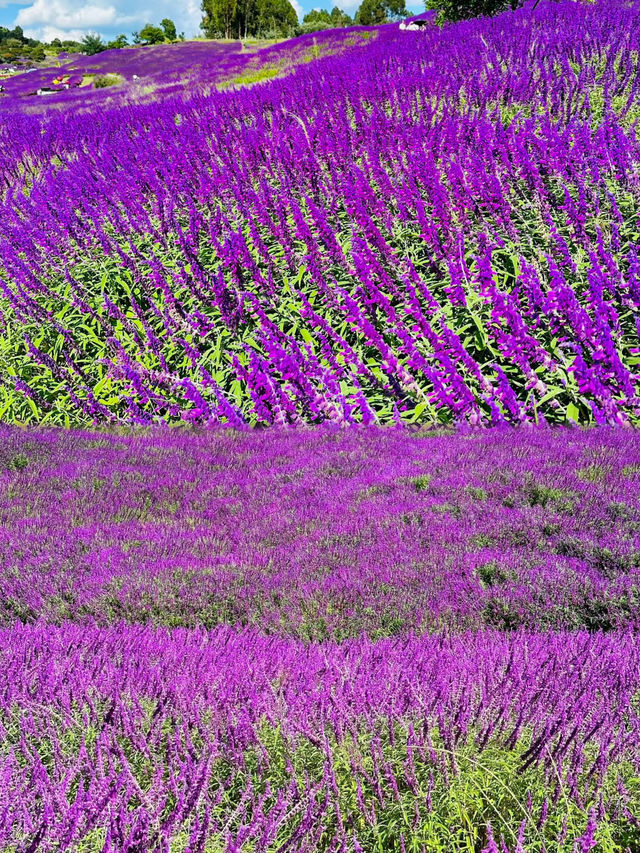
[2,2,640,426]
[2,621,640,851]
[1,425,639,636]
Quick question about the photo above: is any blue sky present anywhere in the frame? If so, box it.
[0,0,423,41]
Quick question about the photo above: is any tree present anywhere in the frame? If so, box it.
[107,34,129,49]
[234,0,258,38]
[81,32,106,55]
[31,44,46,61]
[138,23,166,44]
[354,0,406,25]
[425,0,525,23]
[301,8,351,32]
[330,6,353,25]
[0,25,31,47]
[255,0,299,36]
[160,18,178,41]
[302,8,332,31]
[202,0,238,38]
[303,8,332,24]
[202,0,297,39]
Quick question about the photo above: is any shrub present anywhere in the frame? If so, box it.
[93,74,122,89]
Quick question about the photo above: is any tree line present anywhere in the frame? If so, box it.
[0,19,184,64]
[0,26,45,63]
[79,20,185,56]
[199,0,534,39]
[201,0,410,38]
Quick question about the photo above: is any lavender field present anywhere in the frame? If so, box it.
[1,425,640,851]
[2,0,640,849]
[1,0,640,427]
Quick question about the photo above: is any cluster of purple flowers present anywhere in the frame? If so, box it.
[2,620,639,851]
[1,1,640,426]
[1,424,640,848]
[0,425,639,636]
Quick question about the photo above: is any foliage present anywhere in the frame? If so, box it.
[330,6,354,25]
[202,0,299,38]
[303,8,333,27]
[0,25,26,43]
[160,17,178,41]
[93,73,123,88]
[0,24,42,62]
[106,33,129,49]
[203,0,239,39]
[302,6,353,32]
[256,0,299,36]
[355,0,408,24]
[426,0,526,23]
[80,32,107,55]
[138,23,166,45]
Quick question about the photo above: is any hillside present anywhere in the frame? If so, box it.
[3,2,640,850]
[0,32,371,109]
[2,3,639,428]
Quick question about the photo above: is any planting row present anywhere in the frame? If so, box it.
[1,425,639,636]
[1,2,640,426]
[2,622,640,851]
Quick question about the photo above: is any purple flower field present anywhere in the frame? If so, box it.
[1,424,640,850]
[1,425,639,636]
[0,32,365,110]
[3,621,640,852]
[0,41,245,105]
[2,0,640,427]
[2,0,640,849]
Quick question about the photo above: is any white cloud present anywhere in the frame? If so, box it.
[28,25,88,40]
[13,0,203,41]
[290,0,303,20]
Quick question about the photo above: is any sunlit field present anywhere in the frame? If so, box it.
[2,0,640,849]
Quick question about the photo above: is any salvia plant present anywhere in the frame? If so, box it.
[0,424,639,849]
[2,0,640,850]
[1,1,640,427]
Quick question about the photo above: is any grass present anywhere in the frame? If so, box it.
[5,708,640,852]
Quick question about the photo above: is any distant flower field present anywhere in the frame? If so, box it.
[0,37,336,107]
[3,0,640,849]
[1,0,640,427]
[1,424,640,851]
[1,426,639,636]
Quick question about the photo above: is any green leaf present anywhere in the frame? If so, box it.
[566,402,580,423]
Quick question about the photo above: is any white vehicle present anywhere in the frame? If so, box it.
[399,18,430,30]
